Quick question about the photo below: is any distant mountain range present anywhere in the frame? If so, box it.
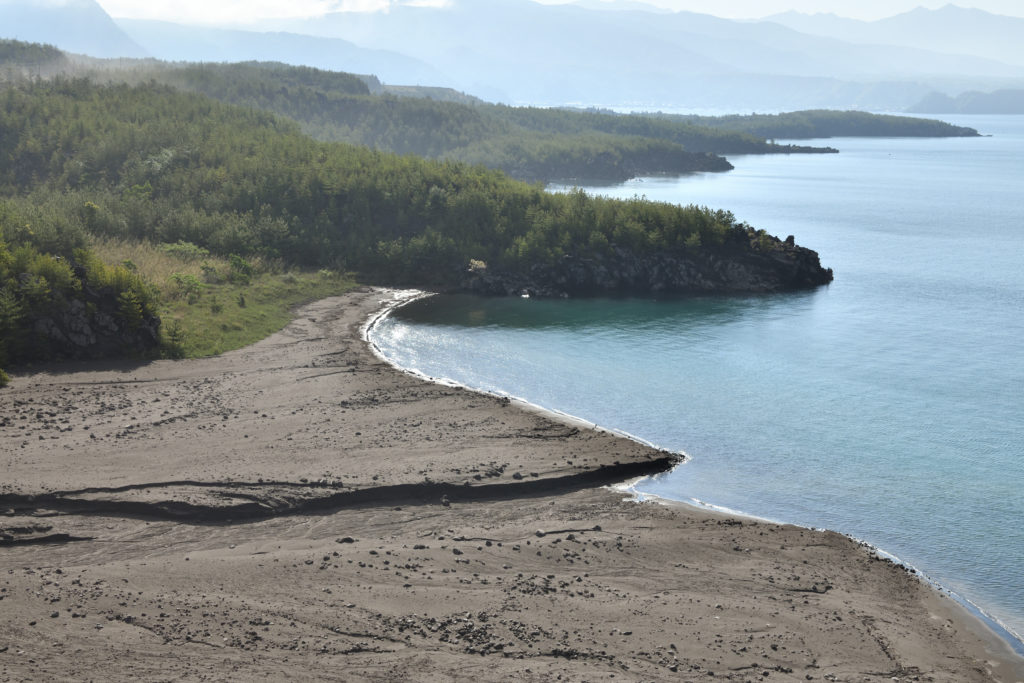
[2,0,1023,111]
[115,19,446,87]
[765,5,1024,69]
[0,0,146,58]
[907,88,1024,114]
[251,0,1024,109]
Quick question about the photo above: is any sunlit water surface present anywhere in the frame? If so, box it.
[369,115,1024,646]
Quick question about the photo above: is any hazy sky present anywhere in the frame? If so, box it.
[95,0,1024,24]
[569,0,1024,20]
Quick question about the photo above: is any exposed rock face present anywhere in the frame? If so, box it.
[462,228,833,298]
[25,288,160,361]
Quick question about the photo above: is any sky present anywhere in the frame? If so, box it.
[94,0,1024,24]
[571,0,1024,20]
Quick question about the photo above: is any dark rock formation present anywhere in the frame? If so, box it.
[24,286,160,362]
[461,228,833,298]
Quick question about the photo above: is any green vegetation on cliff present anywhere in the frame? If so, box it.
[0,229,159,372]
[0,78,758,275]
[103,61,744,183]
[82,61,977,178]
[653,109,980,140]
[0,40,64,67]
[0,43,814,184]
[0,76,832,380]
[0,42,980,184]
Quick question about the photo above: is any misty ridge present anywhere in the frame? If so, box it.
[2,0,1024,112]
[0,1,1010,379]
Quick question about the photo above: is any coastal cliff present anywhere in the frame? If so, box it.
[462,227,833,297]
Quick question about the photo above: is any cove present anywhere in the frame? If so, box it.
[368,114,1024,648]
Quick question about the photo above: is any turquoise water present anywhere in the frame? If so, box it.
[368,115,1024,645]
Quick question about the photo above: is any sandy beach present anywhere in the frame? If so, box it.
[2,287,1021,682]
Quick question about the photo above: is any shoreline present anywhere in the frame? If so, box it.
[631,483,1024,661]
[364,289,678,456]
[1,287,1021,681]
[369,288,1024,664]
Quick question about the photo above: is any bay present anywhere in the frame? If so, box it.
[368,115,1024,646]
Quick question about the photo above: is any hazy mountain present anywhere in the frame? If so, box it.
[0,0,146,58]
[907,88,1024,114]
[568,0,672,13]
[766,5,1024,68]
[593,5,1021,79]
[10,0,1022,112]
[116,20,448,88]
[260,0,1024,109]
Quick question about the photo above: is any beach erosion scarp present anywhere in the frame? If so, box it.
[0,288,1020,682]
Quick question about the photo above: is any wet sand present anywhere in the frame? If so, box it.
[2,287,1021,681]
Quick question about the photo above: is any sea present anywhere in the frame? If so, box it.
[367,114,1024,650]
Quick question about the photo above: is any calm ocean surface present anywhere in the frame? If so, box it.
[368,115,1024,645]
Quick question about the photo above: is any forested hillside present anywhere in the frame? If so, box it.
[0,78,793,275]
[94,60,748,183]
[0,76,832,380]
[655,109,980,139]
[0,42,981,184]
[1,39,988,382]
[81,60,980,178]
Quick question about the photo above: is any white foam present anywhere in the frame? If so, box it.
[363,288,687,459]
[359,287,1024,656]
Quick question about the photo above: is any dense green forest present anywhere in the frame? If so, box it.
[0,40,64,66]
[0,41,980,183]
[9,39,987,380]
[100,61,749,183]
[0,78,751,272]
[0,75,832,381]
[651,109,981,140]
[82,60,980,179]
[0,38,979,383]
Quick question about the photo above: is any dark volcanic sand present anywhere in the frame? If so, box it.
[2,288,1021,682]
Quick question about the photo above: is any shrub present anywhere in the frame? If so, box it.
[200,263,220,283]
[117,290,144,330]
[228,254,254,285]
[160,319,186,359]
[159,241,211,262]
[170,272,203,303]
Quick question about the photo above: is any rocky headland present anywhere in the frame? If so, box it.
[463,228,833,298]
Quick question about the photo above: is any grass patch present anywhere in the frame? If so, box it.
[90,237,357,358]
[160,269,356,358]
[90,236,224,284]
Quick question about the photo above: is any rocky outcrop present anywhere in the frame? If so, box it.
[25,287,160,362]
[461,228,833,298]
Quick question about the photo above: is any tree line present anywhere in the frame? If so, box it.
[0,76,780,379]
